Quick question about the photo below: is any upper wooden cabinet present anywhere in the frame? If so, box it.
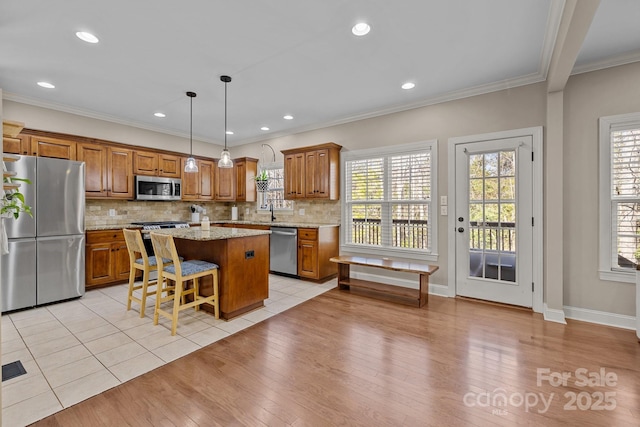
[234,157,258,202]
[29,136,77,160]
[283,152,305,199]
[181,158,214,201]
[214,163,235,201]
[133,151,181,178]
[3,134,29,155]
[78,142,133,199]
[282,143,341,200]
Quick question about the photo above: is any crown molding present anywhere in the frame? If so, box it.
[571,50,640,76]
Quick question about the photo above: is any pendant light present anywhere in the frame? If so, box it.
[218,75,234,168]
[184,91,198,173]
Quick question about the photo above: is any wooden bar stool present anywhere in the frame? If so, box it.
[150,232,220,336]
[123,229,163,318]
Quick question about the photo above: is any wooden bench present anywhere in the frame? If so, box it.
[329,256,439,307]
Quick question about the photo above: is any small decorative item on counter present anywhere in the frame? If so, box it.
[201,216,210,231]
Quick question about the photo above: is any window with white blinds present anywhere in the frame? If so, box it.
[599,113,640,282]
[342,140,437,258]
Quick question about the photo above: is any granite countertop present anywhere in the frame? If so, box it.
[86,223,140,231]
[213,220,340,228]
[86,220,340,231]
[150,226,271,241]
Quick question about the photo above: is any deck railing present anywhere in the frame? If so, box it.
[469,221,516,252]
[351,218,429,249]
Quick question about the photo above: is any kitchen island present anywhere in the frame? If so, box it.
[151,227,270,320]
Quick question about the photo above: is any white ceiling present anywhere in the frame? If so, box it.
[1,0,639,147]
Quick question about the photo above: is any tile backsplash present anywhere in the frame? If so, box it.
[85,199,341,227]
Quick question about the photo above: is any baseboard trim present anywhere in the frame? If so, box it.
[563,305,636,330]
[543,304,567,324]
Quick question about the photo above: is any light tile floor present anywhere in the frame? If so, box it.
[1,274,336,427]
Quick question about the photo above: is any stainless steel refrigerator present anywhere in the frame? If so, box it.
[2,156,85,312]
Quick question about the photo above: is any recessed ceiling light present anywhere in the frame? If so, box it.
[283,115,293,120]
[261,126,270,131]
[76,31,99,44]
[401,82,416,90]
[37,81,55,89]
[352,22,371,36]
[226,130,234,135]
[154,112,166,118]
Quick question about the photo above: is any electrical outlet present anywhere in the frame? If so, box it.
[440,196,447,206]
[108,208,116,217]
[245,208,250,215]
[440,206,448,216]
[299,208,305,216]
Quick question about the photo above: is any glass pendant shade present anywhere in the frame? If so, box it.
[218,148,233,168]
[184,91,198,173]
[184,156,198,172]
[218,75,233,169]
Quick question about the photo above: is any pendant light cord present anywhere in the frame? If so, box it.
[190,94,193,155]
[224,79,228,150]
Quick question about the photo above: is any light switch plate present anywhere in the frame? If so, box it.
[440,206,448,216]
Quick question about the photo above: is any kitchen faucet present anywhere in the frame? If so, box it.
[270,203,276,222]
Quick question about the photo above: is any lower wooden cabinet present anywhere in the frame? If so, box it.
[86,229,134,288]
[297,226,339,280]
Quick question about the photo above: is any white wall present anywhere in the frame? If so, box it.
[564,61,640,316]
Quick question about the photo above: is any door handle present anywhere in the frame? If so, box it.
[458,227,464,233]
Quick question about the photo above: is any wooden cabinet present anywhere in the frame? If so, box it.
[3,134,29,155]
[297,226,340,280]
[305,148,331,198]
[134,151,181,178]
[29,136,77,160]
[282,143,341,200]
[108,147,135,198]
[181,158,214,200]
[235,157,258,202]
[78,143,133,199]
[158,154,181,178]
[86,229,133,288]
[214,163,235,201]
[284,152,305,199]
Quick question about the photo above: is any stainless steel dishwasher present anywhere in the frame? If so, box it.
[270,227,298,276]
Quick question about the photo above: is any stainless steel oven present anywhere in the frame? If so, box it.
[270,227,298,276]
[135,176,181,201]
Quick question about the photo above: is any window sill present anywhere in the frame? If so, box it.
[598,269,636,284]
[340,244,438,263]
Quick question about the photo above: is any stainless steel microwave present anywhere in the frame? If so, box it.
[135,176,181,201]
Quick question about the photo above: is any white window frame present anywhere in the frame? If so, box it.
[341,140,438,261]
[598,112,640,283]
[256,163,293,213]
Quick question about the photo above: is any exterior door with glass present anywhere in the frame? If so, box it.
[454,136,533,307]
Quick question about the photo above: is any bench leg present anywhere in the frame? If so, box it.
[419,273,429,307]
[338,263,350,290]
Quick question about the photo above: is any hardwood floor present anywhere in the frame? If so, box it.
[33,290,640,426]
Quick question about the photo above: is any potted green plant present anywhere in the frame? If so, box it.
[2,176,32,219]
[255,169,269,192]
